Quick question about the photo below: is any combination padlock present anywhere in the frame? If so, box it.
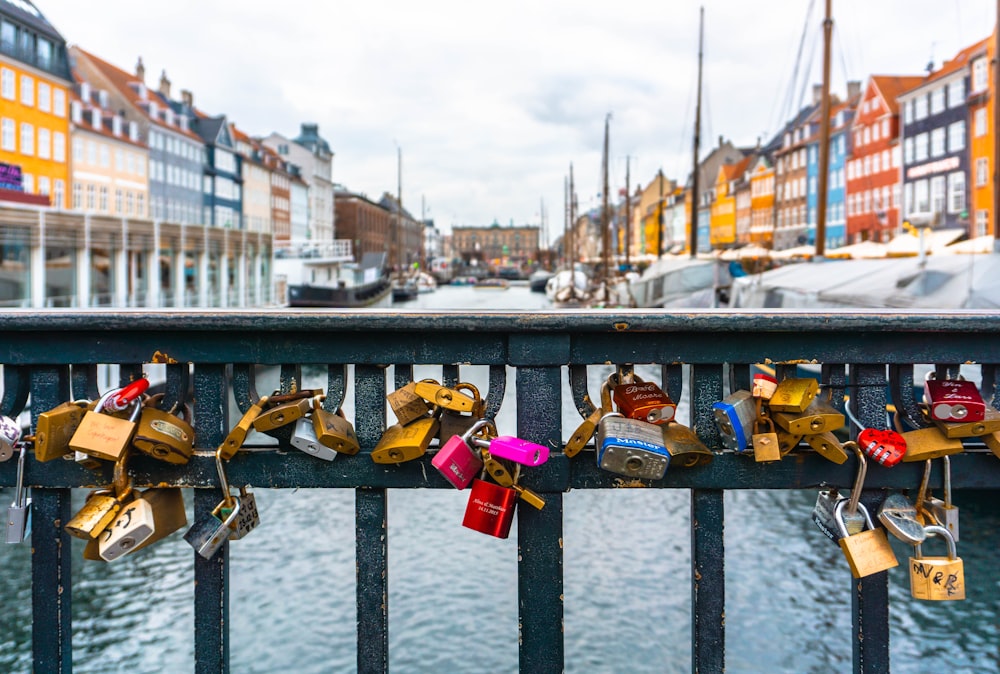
[857,427,906,467]
[432,419,495,489]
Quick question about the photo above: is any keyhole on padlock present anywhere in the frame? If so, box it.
[626,457,643,472]
[388,449,404,461]
[720,422,733,435]
[810,418,823,431]
[153,447,169,457]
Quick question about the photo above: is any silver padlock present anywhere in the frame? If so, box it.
[98,487,187,561]
[0,414,21,462]
[290,416,338,462]
[595,412,671,480]
[877,493,927,545]
[227,485,260,541]
[5,441,31,544]
[711,390,756,452]
[811,489,865,544]
[184,498,241,559]
[924,455,959,542]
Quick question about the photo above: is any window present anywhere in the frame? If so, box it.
[53,131,65,162]
[976,157,989,186]
[973,58,989,93]
[39,176,49,195]
[882,150,890,171]
[872,123,880,142]
[137,193,144,217]
[20,74,32,106]
[904,137,914,164]
[1,118,13,150]
[948,79,964,108]
[904,99,913,124]
[976,210,989,237]
[38,82,50,112]
[882,119,889,138]
[37,127,50,159]
[53,88,65,117]
[1,67,13,100]
[72,138,83,161]
[904,183,914,215]
[99,145,110,168]
[975,108,987,137]
[930,176,946,215]
[86,184,95,210]
[863,127,870,145]
[19,123,33,155]
[914,95,928,120]
[115,189,123,214]
[54,179,64,209]
[22,173,32,193]
[126,192,134,216]
[126,153,135,175]
[72,182,81,209]
[99,186,108,212]
[948,172,965,213]
[86,141,96,165]
[873,154,880,173]
[948,121,965,152]
[930,87,945,115]
[914,133,928,162]
[115,149,124,171]
[915,179,929,213]
[930,128,945,157]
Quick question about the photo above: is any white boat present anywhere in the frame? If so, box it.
[545,269,592,307]
[416,271,437,293]
[274,241,392,308]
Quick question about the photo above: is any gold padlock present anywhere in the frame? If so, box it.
[133,398,195,465]
[752,417,782,463]
[661,422,714,467]
[909,524,965,601]
[65,452,134,540]
[768,378,819,413]
[371,414,439,463]
[564,406,603,458]
[805,431,849,464]
[387,382,432,426]
[69,395,142,462]
[834,500,898,578]
[219,395,269,460]
[412,380,482,414]
[777,430,803,457]
[982,430,1000,459]
[932,405,1000,438]
[312,398,360,455]
[34,399,91,462]
[900,426,964,462]
[252,397,312,432]
[480,448,516,487]
[772,396,845,435]
[98,487,188,561]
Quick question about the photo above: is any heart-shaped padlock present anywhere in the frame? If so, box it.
[857,428,906,467]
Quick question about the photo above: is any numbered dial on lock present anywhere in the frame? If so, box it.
[857,428,906,467]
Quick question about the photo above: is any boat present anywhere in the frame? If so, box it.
[474,278,509,290]
[529,269,554,292]
[416,271,437,293]
[274,243,392,308]
[391,275,419,302]
[545,268,590,305]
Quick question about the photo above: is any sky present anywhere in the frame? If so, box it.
[35,0,998,242]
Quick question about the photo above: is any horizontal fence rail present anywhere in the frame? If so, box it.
[2,309,1000,673]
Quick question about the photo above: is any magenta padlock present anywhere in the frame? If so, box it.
[462,478,518,539]
[432,419,495,490]
[471,435,550,467]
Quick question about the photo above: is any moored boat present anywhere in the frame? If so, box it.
[275,243,392,308]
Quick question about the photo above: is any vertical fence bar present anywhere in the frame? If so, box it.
[355,364,388,674]
[849,363,890,674]
[29,366,73,673]
[516,365,564,674]
[690,364,724,674]
[193,363,230,674]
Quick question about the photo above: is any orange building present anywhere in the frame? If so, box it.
[709,156,751,248]
[968,34,994,238]
[748,156,775,246]
[0,0,71,207]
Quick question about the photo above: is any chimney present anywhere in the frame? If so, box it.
[812,84,823,105]
[135,56,145,82]
[718,135,724,148]
[181,89,193,109]
[159,70,171,98]
[847,80,861,100]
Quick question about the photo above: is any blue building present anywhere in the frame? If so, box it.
[805,92,857,250]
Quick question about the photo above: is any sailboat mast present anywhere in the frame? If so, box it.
[657,168,665,260]
[689,6,704,259]
[625,155,631,267]
[570,163,577,269]
[601,114,611,277]
[395,146,402,272]
[815,0,833,258]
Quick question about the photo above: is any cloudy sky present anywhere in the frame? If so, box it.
[39,0,996,241]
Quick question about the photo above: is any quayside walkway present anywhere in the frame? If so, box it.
[1,310,999,673]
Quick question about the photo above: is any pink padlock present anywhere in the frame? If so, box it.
[471,434,549,467]
[431,419,495,489]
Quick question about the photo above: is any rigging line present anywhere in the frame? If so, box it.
[675,64,697,181]
[772,0,818,137]
[834,24,854,101]
[795,28,819,115]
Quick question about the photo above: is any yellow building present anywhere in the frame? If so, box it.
[0,0,71,208]
[709,157,751,248]
[748,155,775,246]
[638,172,673,256]
[969,34,993,238]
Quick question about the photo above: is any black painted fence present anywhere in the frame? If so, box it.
[2,309,1000,674]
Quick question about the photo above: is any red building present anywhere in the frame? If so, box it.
[846,75,923,242]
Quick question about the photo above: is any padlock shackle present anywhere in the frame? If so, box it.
[215,448,236,509]
[13,441,27,507]
[942,455,952,506]
[915,524,958,559]
[112,449,132,500]
[833,498,875,538]
[462,419,497,445]
[844,441,867,516]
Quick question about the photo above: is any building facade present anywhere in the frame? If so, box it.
[967,37,994,238]
[748,155,775,246]
[264,123,334,242]
[334,188,394,262]
[452,222,540,270]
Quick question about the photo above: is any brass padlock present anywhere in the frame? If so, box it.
[564,406,603,458]
[776,430,803,457]
[768,378,819,413]
[97,487,187,561]
[661,422,713,468]
[312,398,360,455]
[252,397,312,432]
[65,453,134,540]
[371,414,439,464]
[982,430,1000,459]
[34,400,90,462]
[218,395,269,460]
[932,405,1000,438]
[772,396,845,435]
[752,416,782,463]
[479,448,516,487]
[909,524,965,601]
[387,382,432,426]
[133,399,195,465]
[69,395,142,462]
[834,499,898,578]
[900,426,964,462]
[805,431,850,464]
[412,380,482,414]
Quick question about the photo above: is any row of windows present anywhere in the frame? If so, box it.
[903,78,966,123]
[0,118,66,161]
[16,174,64,207]
[71,138,146,176]
[903,121,965,164]
[0,18,58,72]
[848,148,900,180]
[750,176,775,198]
[148,130,202,162]
[149,160,198,190]
[904,172,965,216]
[854,118,891,148]
[70,182,146,217]
[847,186,900,217]
[150,197,199,225]
[0,69,66,117]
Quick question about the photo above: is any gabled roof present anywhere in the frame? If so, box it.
[870,75,926,114]
[900,37,990,97]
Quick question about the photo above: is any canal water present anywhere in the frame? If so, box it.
[2,283,998,673]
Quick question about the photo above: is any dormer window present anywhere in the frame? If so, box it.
[149,101,158,119]
[112,115,122,136]
[165,108,174,126]
[128,121,139,142]
[98,90,108,108]
[178,114,188,131]
[80,81,91,102]
[91,109,101,130]
[70,100,82,124]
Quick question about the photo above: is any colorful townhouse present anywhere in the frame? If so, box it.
[967,35,994,238]
[690,136,746,252]
[773,99,819,249]
[748,155,775,247]
[806,86,859,250]
[845,75,923,242]
[638,171,673,255]
[264,124,335,243]
[232,124,271,235]
[0,0,70,207]
[898,39,986,231]
[734,162,753,246]
[709,155,751,248]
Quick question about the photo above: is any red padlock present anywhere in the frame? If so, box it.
[462,479,517,539]
[924,378,985,423]
[432,420,494,490]
[857,428,907,467]
[105,379,151,412]
[612,377,677,425]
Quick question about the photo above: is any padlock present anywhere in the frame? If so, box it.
[877,493,927,545]
[291,416,338,461]
[184,497,242,559]
[982,430,1000,460]
[812,489,867,544]
[102,378,150,412]
[752,416,781,463]
[480,449,516,487]
[751,372,778,399]
[462,478,518,539]
[133,399,195,465]
[371,414,439,464]
[805,431,850,464]
[776,430,802,457]
[226,485,260,540]
[98,487,187,561]
[768,377,819,413]
[69,392,142,462]
[387,382,433,426]
[900,426,964,462]
[412,380,482,414]
[437,409,483,444]
[923,455,959,542]
[857,428,907,467]
[472,434,549,467]
[611,374,677,425]
[65,452,134,540]
[0,414,22,462]
[909,524,965,601]
[219,395,269,459]
[312,399,360,455]
[564,406,602,458]
[252,397,312,432]
[661,422,714,468]
[924,376,985,423]
[595,413,670,480]
[432,419,495,489]
[772,396,845,435]
[712,390,755,452]
[932,405,1000,438]
[34,400,90,462]
[5,441,31,544]
[834,499,898,578]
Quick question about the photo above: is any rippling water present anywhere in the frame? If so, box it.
[1,283,998,672]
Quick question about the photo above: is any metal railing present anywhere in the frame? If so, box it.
[2,309,1000,673]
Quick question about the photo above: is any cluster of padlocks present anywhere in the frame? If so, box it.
[3,366,995,600]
